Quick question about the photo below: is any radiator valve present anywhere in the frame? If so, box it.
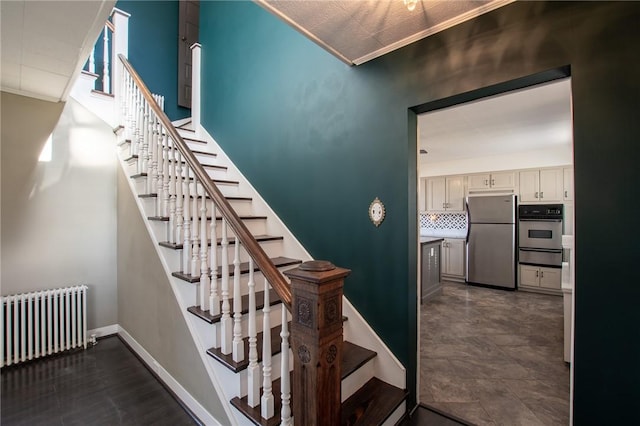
[89,334,97,346]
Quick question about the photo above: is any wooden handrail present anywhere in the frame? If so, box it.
[118,54,292,310]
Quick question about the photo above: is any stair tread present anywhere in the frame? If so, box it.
[132,189,251,202]
[191,149,217,157]
[342,341,377,379]
[149,214,266,222]
[183,136,207,144]
[134,175,238,186]
[230,348,392,426]
[231,372,292,426]
[341,378,408,426]
[174,256,302,283]
[187,288,282,325]
[159,234,282,250]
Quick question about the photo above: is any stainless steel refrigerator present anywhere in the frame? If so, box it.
[466,194,517,289]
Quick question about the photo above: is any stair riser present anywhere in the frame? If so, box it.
[341,358,375,403]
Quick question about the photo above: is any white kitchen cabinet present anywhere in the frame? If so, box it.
[467,171,516,191]
[519,168,563,202]
[563,167,574,201]
[426,176,465,212]
[519,264,561,292]
[442,238,466,280]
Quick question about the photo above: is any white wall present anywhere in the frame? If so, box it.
[420,145,573,177]
[1,93,117,329]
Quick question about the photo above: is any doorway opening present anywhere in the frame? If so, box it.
[414,69,575,425]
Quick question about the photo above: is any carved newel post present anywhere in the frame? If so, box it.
[284,260,351,426]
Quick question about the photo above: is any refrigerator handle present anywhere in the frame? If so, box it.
[465,199,471,243]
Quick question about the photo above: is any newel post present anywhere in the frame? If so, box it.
[284,260,351,426]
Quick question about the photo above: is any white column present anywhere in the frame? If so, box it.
[111,8,130,112]
[182,167,192,276]
[102,26,110,94]
[190,43,201,137]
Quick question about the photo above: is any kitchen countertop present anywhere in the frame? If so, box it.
[420,229,467,239]
[420,236,445,244]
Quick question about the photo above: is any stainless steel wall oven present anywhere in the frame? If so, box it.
[518,204,563,268]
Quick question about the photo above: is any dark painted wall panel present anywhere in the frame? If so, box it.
[199,1,640,420]
[116,0,189,121]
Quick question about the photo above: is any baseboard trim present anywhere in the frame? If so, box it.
[117,326,221,426]
[88,324,119,338]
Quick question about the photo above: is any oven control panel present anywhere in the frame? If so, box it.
[519,204,563,220]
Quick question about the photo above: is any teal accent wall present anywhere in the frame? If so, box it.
[116,0,189,121]
[200,1,640,421]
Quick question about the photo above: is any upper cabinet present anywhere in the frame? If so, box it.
[467,171,516,191]
[426,175,465,212]
[519,168,563,203]
[563,167,574,201]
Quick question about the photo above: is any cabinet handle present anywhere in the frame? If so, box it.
[536,270,539,278]
[535,191,539,199]
[540,271,544,278]
[484,179,488,186]
[540,191,544,199]
[491,179,495,186]
[565,190,568,198]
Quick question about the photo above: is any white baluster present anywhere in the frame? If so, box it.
[175,151,184,246]
[89,47,95,74]
[162,137,170,217]
[134,88,142,173]
[182,167,192,276]
[210,201,220,316]
[168,141,177,245]
[280,307,292,425]
[199,192,210,311]
[261,280,274,419]
[102,25,110,93]
[220,219,232,354]
[191,180,200,278]
[246,260,259,407]
[141,100,150,176]
[232,238,244,363]
[155,130,164,216]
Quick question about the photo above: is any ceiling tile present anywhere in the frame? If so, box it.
[20,65,70,98]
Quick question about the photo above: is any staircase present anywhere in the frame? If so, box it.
[113,54,407,425]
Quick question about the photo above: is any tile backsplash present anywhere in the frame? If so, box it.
[420,212,467,231]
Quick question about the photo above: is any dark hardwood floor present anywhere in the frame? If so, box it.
[1,335,198,426]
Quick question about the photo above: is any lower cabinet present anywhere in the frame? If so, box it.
[519,264,561,294]
[442,238,466,281]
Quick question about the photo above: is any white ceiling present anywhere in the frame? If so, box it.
[418,79,573,165]
[0,0,115,102]
[257,0,514,65]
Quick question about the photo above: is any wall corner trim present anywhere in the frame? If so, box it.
[117,326,223,426]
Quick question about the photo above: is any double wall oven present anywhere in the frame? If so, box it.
[518,204,563,268]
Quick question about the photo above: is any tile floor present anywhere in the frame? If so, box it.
[420,282,570,425]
